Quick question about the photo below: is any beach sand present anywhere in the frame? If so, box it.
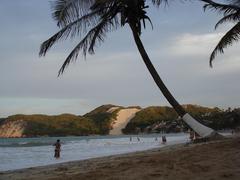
[0,137,239,180]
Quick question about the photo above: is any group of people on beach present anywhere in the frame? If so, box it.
[129,136,167,144]
[53,130,208,159]
[51,128,238,159]
[53,136,168,159]
[129,136,141,142]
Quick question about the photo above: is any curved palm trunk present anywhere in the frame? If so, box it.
[129,24,215,137]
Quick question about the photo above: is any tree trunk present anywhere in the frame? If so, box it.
[129,24,215,137]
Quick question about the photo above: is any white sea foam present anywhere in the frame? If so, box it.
[0,133,190,171]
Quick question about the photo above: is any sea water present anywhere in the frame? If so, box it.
[0,133,190,171]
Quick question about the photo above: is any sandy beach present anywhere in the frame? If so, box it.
[0,137,239,180]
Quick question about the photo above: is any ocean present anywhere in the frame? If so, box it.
[0,133,190,171]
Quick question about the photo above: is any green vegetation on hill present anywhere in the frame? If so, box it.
[123,106,177,133]
[123,105,233,134]
[1,104,239,137]
[0,118,5,125]
[84,104,120,115]
[84,104,122,134]
[182,104,220,119]
[6,114,98,137]
[0,104,126,137]
[203,108,240,130]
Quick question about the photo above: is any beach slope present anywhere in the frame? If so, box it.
[0,137,239,180]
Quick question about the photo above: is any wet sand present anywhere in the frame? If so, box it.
[0,137,239,180]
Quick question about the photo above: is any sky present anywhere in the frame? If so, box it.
[0,0,240,117]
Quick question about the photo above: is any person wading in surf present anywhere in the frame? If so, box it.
[54,139,61,158]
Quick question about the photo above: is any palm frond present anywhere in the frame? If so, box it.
[58,17,119,75]
[215,11,240,29]
[39,10,100,57]
[202,0,239,15]
[42,0,169,75]
[52,0,95,27]
[151,0,169,7]
[210,22,240,67]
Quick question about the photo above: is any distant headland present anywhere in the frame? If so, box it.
[0,104,239,138]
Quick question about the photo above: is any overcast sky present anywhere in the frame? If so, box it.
[0,0,240,117]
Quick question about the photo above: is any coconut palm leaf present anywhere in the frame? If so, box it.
[58,18,120,75]
[201,0,240,66]
[215,12,240,29]
[52,0,96,27]
[151,0,169,7]
[210,22,240,67]
[39,10,101,56]
[40,0,170,68]
[202,0,239,14]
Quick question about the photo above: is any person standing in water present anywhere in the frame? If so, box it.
[162,135,167,144]
[54,139,61,158]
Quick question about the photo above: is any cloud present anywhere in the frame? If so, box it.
[158,32,240,75]
[171,32,224,57]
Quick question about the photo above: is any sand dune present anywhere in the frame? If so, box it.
[109,108,140,135]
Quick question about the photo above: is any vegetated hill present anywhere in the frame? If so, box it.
[122,105,221,134]
[182,104,220,118]
[122,106,178,134]
[84,104,142,135]
[0,114,98,138]
[1,104,239,137]
[0,104,140,137]
[83,104,123,134]
[204,108,240,130]
[84,104,121,115]
[0,118,5,124]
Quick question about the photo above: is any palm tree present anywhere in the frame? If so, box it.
[201,0,240,67]
[40,0,215,137]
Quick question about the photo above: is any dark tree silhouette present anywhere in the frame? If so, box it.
[201,0,240,67]
[40,0,215,137]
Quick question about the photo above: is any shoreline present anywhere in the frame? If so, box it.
[0,141,186,173]
[1,137,239,180]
